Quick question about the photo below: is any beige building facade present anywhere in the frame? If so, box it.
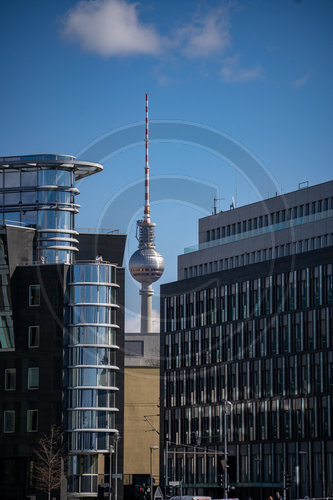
[124,333,160,488]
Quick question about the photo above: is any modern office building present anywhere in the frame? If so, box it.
[0,154,126,499]
[160,180,333,500]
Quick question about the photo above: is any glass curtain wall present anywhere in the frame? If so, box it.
[0,156,79,263]
[65,262,120,496]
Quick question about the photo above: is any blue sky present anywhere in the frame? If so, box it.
[1,0,333,330]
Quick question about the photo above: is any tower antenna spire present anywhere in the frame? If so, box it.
[129,94,164,333]
[144,92,150,222]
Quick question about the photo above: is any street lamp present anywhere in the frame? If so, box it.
[297,451,308,499]
[109,441,115,500]
[114,432,120,500]
[254,457,263,500]
[109,431,120,500]
[222,400,232,500]
[150,446,159,500]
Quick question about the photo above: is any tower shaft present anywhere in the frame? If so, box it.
[140,283,154,333]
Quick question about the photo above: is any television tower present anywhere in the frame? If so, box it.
[129,94,164,333]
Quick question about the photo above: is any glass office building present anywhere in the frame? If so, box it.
[0,155,125,499]
[0,154,102,263]
[65,261,120,494]
[160,181,333,500]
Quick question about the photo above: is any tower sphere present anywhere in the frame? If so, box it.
[129,247,164,284]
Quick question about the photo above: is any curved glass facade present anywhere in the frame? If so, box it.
[0,154,102,264]
[65,262,120,496]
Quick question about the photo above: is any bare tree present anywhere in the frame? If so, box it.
[32,424,65,500]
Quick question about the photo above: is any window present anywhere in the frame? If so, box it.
[4,411,15,433]
[28,368,39,389]
[27,410,38,432]
[125,341,144,357]
[28,326,40,348]
[5,368,16,390]
[29,285,40,306]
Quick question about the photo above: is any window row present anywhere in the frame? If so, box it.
[69,430,110,452]
[164,395,332,446]
[3,409,38,433]
[164,307,333,367]
[0,189,74,206]
[5,367,39,390]
[72,264,117,285]
[184,234,333,278]
[66,388,116,409]
[0,168,73,189]
[68,306,117,326]
[165,265,333,332]
[65,326,117,346]
[2,208,74,230]
[206,196,333,242]
[65,346,117,367]
[164,352,333,406]
[165,445,333,493]
[67,409,115,430]
[65,367,116,388]
[70,285,117,305]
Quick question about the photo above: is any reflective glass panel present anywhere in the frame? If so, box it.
[4,193,20,205]
[29,285,40,306]
[97,348,109,365]
[28,367,39,389]
[38,190,57,203]
[5,171,20,187]
[73,265,98,283]
[28,326,40,347]
[27,409,38,432]
[22,170,37,186]
[22,210,37,226]
[39,170,57,186]
[5,368,16,390]
[4,411,15,432]
[82,368,97,386]
[57,170,73,187]
[58,210,72,230]
[57,191,71,203]
[21,191,36,204]
[97,390,107,407]
[99,266,110,283]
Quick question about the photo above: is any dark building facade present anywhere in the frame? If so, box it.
[160,181,333,500]
[0,155,126,499]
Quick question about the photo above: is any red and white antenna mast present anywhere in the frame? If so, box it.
[144,93,150,222]
[129,93,165,333]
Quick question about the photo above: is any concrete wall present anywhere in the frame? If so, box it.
[123,366,160,485]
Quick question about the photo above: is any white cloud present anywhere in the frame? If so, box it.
[177,7,231,58]
[61,0,232,59]
[220,54,262,83]
[60,0,262,85]
[126,308,160,333]
[293,71,311,88]
[61,0,162,57]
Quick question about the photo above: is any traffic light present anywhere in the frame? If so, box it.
[285,474,291,489]
[135,484,150,500]
[217,473,224,487]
